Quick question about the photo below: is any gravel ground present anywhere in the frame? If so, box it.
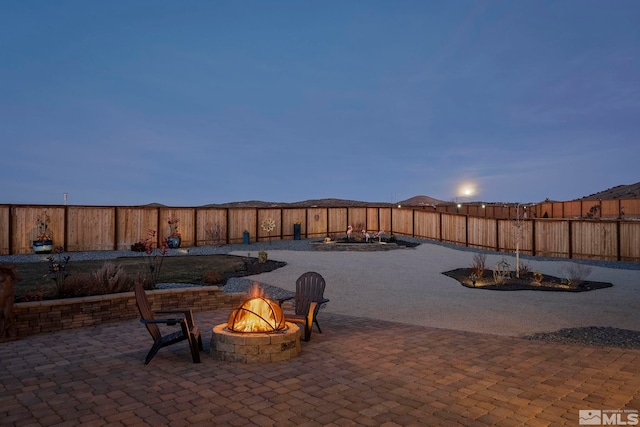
[525,327,640,349]
[3,237,639,348]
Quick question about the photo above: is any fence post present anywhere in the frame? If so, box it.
[8,205,14,255]
[616,220,621,261]
[254,208,259,243]
[113,207,118,251]
[225,208,230,245]
[568,220,573,259]
[465,214,469,247]
[412,209,415,238]
[531,219,536,257]
[64,205,69,252]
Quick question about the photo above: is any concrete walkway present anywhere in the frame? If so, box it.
[1,242,639,426]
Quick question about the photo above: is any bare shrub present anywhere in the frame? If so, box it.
[20,284,49,302]
[202,271,222,286]
[559,263,592,288]
[60,272,94,297]
[492,260,511,285]
[518,262,531,277]
[92,262,133,294]
[470,253,486,278]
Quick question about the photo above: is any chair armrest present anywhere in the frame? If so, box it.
[315,298,330,304]
[154,309,196,328]
[141,317,186,327]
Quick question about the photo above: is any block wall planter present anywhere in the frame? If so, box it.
[11,287,245,339]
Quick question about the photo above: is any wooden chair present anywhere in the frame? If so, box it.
[284,272,329,342]
[134,282,203,364]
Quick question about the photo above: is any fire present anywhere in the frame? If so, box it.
[227,283,286,333]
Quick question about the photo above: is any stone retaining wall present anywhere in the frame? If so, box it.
[12,287,245,338]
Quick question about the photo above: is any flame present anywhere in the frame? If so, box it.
[227,283,285,333]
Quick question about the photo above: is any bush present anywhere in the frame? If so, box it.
[202,271,223,285]
[470,253,486,278]
[559,263,592,288]
[93,261,133,294]
[131,242,146,252]
[518,262,531,277]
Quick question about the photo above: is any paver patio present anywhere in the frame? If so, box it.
[1,310,639,426]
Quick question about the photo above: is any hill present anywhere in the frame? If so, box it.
[396,195,447,207]
[201,198,393,208]
[580,182,640,200]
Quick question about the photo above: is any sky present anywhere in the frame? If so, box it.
[1,1,639,206]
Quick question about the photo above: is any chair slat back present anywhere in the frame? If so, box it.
[134,282,161,341]
[295,272,326,316]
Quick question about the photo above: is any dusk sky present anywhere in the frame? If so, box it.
[1,1,639,206]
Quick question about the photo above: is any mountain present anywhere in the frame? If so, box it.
[396,195,447,207]
[201,198,393,208]
[580,182,640,200]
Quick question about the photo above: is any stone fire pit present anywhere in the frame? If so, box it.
[210,323,301,363]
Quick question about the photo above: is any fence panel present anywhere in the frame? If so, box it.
[116,207,159,250]
[601,200,620,218]
[413,211,440,240]
[306,208,328,238]
[228,208,257,243]
[196,208,227,246]
[563,201,581,218]
[11,206,65,254]
[468,217,497,250]
[467,205,480,217]
[621,199,640,218]
[581,200,601,218]
[620,222,640,261]
[378,208,392,234]
[0,206,9,254]
[347,207,367,234]
[391,208,413,236]
[282,208,306,240]
[328,208,347,237]
[441,214,466,245]
[537,203,552,218]
[366,208,380,234]
[534,220,569,258]
[571,221,618,261]
[498,219,533,255]
[257,209,282,242]
[159,208,195,247]
[66,207,115,251]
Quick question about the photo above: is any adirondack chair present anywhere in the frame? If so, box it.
[284,272,329,342]
[134,282,203,364]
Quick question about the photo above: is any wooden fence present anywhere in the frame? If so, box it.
[431,198,640,220]
[1,204,639,262]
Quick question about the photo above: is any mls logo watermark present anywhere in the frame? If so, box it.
[579,409,639,425]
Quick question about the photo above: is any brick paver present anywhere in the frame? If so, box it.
[1,311,639,426]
